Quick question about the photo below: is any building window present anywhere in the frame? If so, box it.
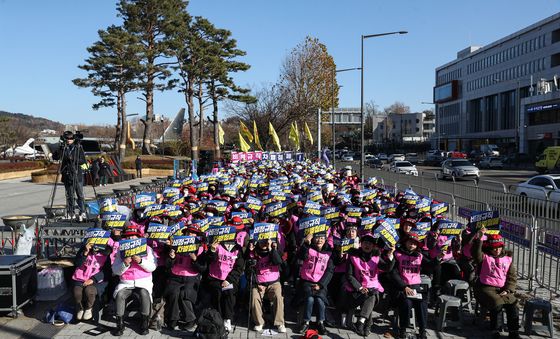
[551,53,560,68]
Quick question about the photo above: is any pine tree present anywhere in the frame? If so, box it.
[117,0,187,154]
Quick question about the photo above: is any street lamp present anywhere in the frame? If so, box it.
[332,67,361,170]
[360,31,407,180]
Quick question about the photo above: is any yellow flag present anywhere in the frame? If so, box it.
[218,123,225,145]
[239,132,251,152]
[289,122,300,151]
[304,121,314,145]
[239,121,253,142]
[253,120,263,151]
[268,122,282,152]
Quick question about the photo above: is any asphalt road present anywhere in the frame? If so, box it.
[340,161,537,189]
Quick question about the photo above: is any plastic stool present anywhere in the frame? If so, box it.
[473,300,507,330]
[523,298,554,338]
[390,305,417,332]
[437,295,463,331]
[420,275,432,289]
[446,279,473,313]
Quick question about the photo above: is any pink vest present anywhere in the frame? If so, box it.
[395,251,422,285]
[300,247,331,283]
[479,254,512,288]
[208,245,239,281]
[120,247,154,281]
[148,239,167,267]
[345,255,383,292]
[72,252,107,283]
[429,236,453,261]
[171,247,204,277]
[255,254,280,284]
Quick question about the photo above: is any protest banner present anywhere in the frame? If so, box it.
[84,228,110,251]
[144,204,166,217]
[265,201,287,217]
[206,200,228,214]
[299,216,329,237]
[119,238,147,258]
[165,205,182,218]
[206,226,237,243]
[438,220,464,236]
[321,206,340,220]
[431,202,449,216]
[304,201,322,216]
[346,206,363,218]
[101,212,127,228]
[251,223,279,241]
[360,216,377,232]
[417,198,431,213]
[193,218,211,233]
[134,193,156,209]
[469,210,500,234]
[413,222,431,240]
[172,236,201,254]
[382,202,398,214]
[334,238,356,253]
[307,190,323,203]
[385,217,400,229]
[246,196,263,211]
[403,194,419,205]
[208,216,225,227]
[374,220,399,247]
[163,187,180,198]
[146,224,172,242]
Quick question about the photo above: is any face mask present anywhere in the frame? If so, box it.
[345,170,352,177]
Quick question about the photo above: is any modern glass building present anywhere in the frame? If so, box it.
[434,12,560,156]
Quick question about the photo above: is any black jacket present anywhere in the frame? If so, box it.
[52,143,86,182]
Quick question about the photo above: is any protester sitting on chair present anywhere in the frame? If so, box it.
[247,237,286,333]
[163,225,206,332]
[71,239,113,322]
[111,224,156,336]
[344,234,395,336]
[472,229,520,339]
[296,232,334,335]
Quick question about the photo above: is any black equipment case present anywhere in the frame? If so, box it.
[0,255,37,316]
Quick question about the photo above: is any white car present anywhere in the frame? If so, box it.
[390,161,418,176]
[389,154,406,163]
[441,159,480,180]
[341,155,354,162]
[364,154,376,161]
[514,175,560,202]
[479,157,504,169]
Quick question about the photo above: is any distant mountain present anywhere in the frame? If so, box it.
[0,110,64,133]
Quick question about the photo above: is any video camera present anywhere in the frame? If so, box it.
[60,130,84,144]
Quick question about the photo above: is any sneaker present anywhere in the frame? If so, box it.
[254,324,263,332]
[76,309,84,320]
[224,319,232,332]
[184,321,197,332]
[298,321,310,334]
[317,321,327,335]
[167,320,178,331]
[277,324,286,333]
[82,308,92,320]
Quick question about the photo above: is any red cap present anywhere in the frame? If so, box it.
[123,224,142,237]
[231,216,244,230]
[483,234,504,249]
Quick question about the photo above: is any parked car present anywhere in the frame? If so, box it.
[445,151,467,159]
[341,155,354,162]
[367,158,383,169]
[390,161,418,176]
[479,157,504,169]
[388,154,406,163]
[425,150,445,166]
[377,153,388,162]
[441,159,480,180]
[514,175,560,202]
[405,153,419,164]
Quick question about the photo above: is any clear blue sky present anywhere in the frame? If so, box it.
[1,0,559,125]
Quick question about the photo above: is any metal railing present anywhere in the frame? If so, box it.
[370,169,559,292]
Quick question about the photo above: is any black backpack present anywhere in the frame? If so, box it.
[195,308,227,339]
